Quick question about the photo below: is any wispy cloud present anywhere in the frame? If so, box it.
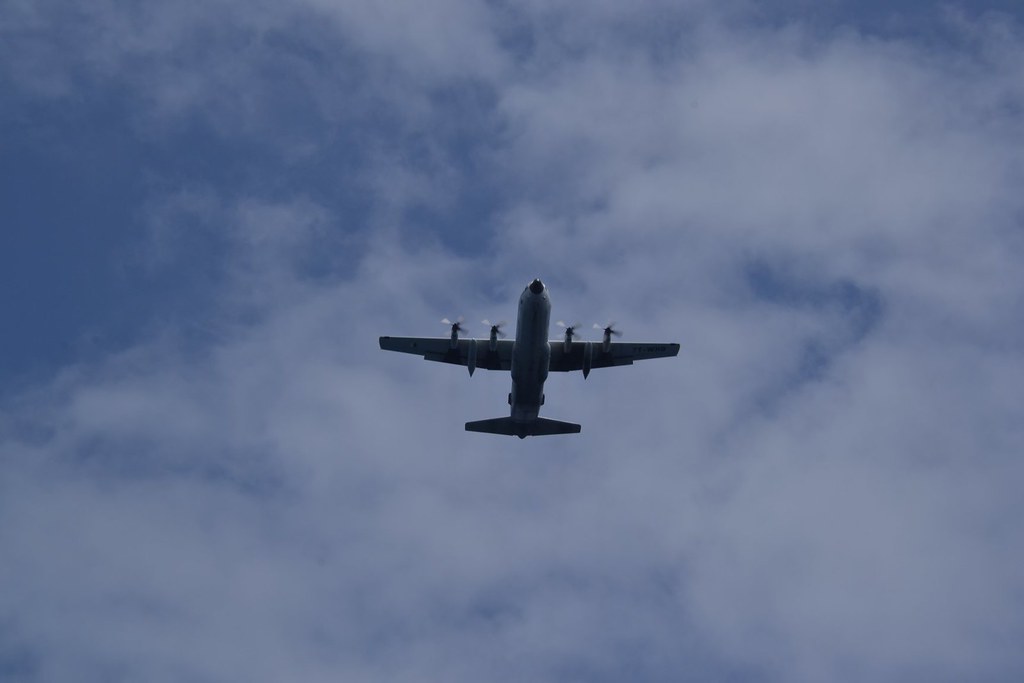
[2,2,1023,682]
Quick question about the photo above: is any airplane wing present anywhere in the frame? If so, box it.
[379,336,513,371]
[548,341,680,373]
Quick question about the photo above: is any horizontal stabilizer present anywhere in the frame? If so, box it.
[465,416,582,439]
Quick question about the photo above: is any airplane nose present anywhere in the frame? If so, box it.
[529,278,545,294]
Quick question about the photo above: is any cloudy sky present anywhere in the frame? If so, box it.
[2,1,1023,681]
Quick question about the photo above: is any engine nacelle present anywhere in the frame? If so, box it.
[467,338,478,376]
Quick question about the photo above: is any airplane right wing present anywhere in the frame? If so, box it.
[548,341,680,373]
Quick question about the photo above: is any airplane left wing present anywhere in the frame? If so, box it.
[379,336,513,371]
[548,341,680,373]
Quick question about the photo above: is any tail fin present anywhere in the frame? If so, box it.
[465,416,582,438]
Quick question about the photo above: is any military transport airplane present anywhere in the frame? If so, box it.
[379,278,680,438]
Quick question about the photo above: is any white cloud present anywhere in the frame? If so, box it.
[2,3,1023,682]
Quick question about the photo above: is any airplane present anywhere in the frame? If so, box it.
[378,278,680,438]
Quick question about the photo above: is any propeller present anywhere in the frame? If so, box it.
[442,317,466,335]
[482,319,507,338]
[557,320,582,340]
[594,322,623,339]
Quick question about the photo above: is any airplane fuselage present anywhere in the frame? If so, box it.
[509,278,551,422]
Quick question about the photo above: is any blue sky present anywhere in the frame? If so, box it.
[2,2,1023,681]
